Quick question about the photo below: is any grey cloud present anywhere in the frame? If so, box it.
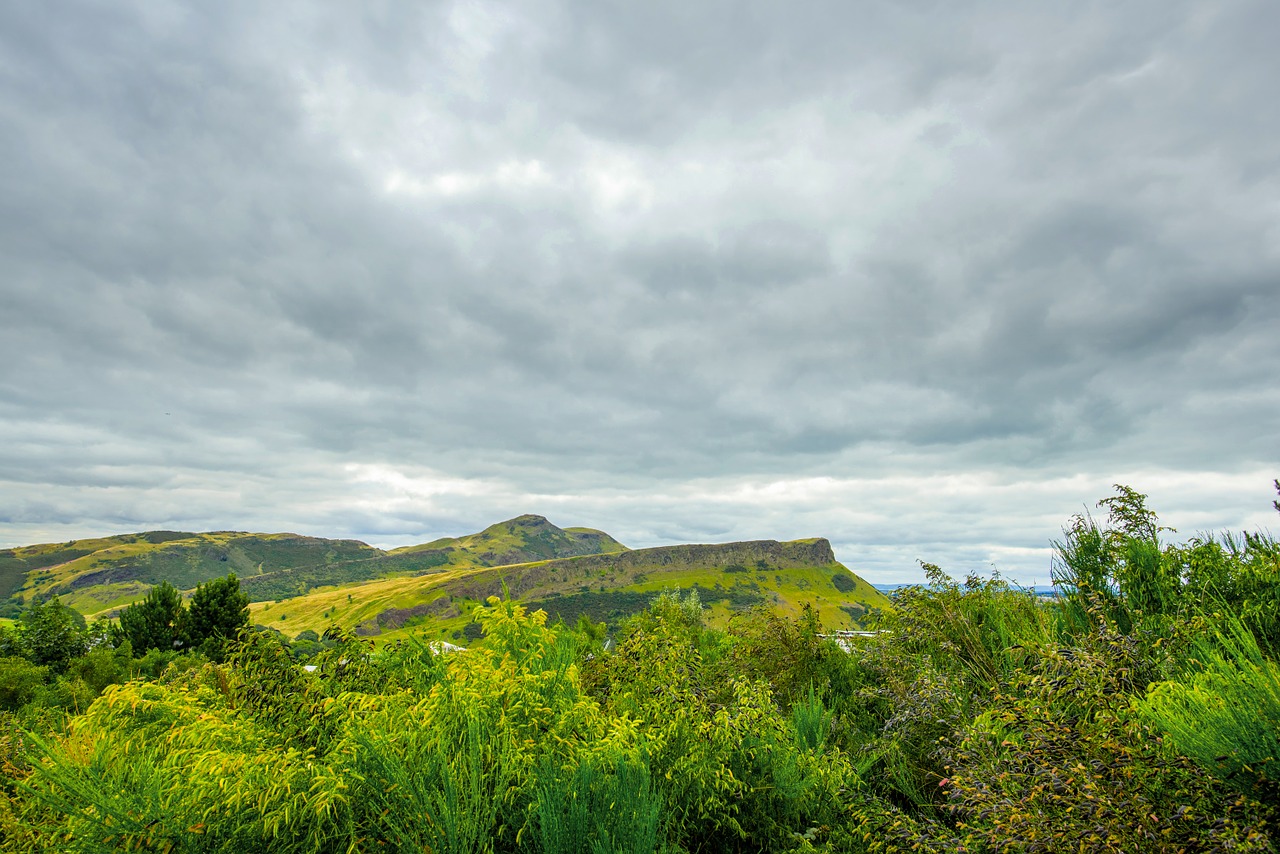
[1,0,1278,582]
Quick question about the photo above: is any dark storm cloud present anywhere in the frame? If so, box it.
[2,0,1278,581]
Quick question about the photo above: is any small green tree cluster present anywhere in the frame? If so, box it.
[117,574,249,661]
[0,597,133,718]
[2,597,89,672]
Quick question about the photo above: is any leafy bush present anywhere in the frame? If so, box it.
[0,658,46,712]
[65,642,134,696]
[14,598,88,673]
[877,565,1052,697]
[531,754,662,854]
[723,604,862,716]
[1137,611,1280,805]
[586,595,861,851]
[791,683,833,752]
[943,624,1273,852]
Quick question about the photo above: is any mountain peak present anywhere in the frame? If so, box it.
[490,514,556,532]
[466,514,625,566]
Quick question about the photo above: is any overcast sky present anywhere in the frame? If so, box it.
[2,1,1278,583]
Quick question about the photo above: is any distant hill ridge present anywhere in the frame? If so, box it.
[443,537,840,602]
[389,513,628,567]
[1,516,889,635]
[1,515,624,614]
[331,534,884,639]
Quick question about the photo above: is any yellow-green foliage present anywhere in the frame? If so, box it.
[5,597,870,853]
[940,621,1274,852]
[583,598,863,850]
[1136,612,1280,802]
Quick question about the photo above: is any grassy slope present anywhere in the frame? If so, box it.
[0,532,192,603]
[251,537,889,645]
[235,515,631,608]
[11,532,383,616]
[4,520,886,643]
[4,516,632,618]
[388,514,628,565]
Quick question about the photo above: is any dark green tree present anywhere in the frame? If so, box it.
[187,573,249,661]
[17,596,89,672]
[119,581,187,654]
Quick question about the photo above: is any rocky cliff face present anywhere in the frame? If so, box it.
[446,538,842,602]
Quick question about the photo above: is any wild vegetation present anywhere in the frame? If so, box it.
[1,484,1278,852]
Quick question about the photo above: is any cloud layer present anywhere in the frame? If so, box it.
[3,1,1278,581]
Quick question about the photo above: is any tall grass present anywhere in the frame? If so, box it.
[878,565,1052,695]
[791,683,832,752]
[1136,609,1280,804]
[349,708,514,854]
[531,754,661,854]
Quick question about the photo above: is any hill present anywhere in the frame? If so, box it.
[247,537,888,642]
[0,515,628,617]
[1,531,382,617]
[389,513,628,566]
[233,515,628,605]
[2,518,887,638]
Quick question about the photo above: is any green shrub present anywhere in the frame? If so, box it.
[14,597,88,673]
[587,602,861,851]
[877,565,1052,696]
[531,754,662,854]
[0,658,47,711]
[1137,612,1280,805]
[791,683,832,752]
[944,626,1274,852]
[65,642,134,696]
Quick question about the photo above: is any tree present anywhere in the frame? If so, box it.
[119,581,186,654]
[187,573,249,661]
[18,596,89,672]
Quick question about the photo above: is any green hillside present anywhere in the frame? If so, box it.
[233,515,628,604]
[249,537,888,643]
[1,515,631,617]
[2,518,883,639]
[0,531,191,606]
[388,514,629,566]
[3,531,382,616]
